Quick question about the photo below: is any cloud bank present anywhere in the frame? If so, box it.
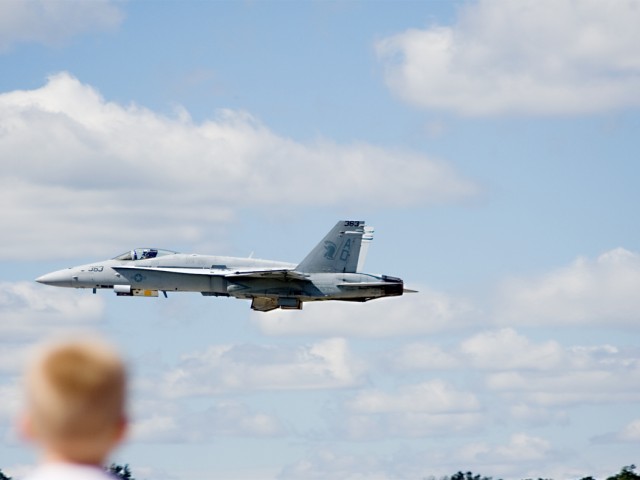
[159,338,365,396]
[593,419,640,444]
[376,0,640,116]
[0,0,123,52]
[497,248,640,327]
[0,282,104,339]
[0,73,476,260]
[338,379,485,439]
[133,399,285,443]
[278,434,561,480]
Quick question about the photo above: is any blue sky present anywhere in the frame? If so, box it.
[2,1,640,479]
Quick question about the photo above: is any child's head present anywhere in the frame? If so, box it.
[22,336,127,465]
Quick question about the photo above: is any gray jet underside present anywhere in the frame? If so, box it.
[36,220,411,312]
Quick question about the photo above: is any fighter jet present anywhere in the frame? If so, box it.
[36,220,412,312]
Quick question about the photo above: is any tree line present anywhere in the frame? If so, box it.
[426,466,640,480]
[0,463,638,480]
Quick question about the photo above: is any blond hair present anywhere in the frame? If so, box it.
[25,336,127,464]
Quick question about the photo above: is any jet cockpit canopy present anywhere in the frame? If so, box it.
[113,248,177,261]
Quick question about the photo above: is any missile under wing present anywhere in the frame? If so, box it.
[36,220,413,312]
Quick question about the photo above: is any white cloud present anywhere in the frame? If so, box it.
[132,400,285,443]
[459,328,565,370]
[492,433,552,462]
[385,328,580,372]
[616,420,640,442]
[346,380,480,414]
[376,0,640,116]
[339,380,485,439]
[487,364,640,407]
[278,434,561,480]
[0,345,28,374]
[455,434,559,478]
[0,282,104,339]
[0,382,21,421]
[279,448,407,480]
[0,0,123,52]
[0,73,477,260]
[384,342,460,370]
[253,288,476,337]
[508,403,568,426]
[593,419,640,444]
[496,248,640,327]
[159,338,365,396]
[383,328,640,421]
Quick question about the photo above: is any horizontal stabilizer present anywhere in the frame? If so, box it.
[337,282,397,289]
[336,278,405,297]
[336,281,409,289]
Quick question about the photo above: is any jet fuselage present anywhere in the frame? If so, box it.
[36,222,410,311]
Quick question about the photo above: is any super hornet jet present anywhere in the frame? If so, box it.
[36,220,411,312]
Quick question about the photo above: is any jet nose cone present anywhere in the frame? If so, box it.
[36,269,74,287]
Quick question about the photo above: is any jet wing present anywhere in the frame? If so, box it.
[112,266,309,281]
[226,269,309,281]
[113,266,221,276]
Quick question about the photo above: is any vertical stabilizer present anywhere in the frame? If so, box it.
[296,221,366,273]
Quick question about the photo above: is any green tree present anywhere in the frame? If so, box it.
[0,469,12,480]
[107,463,134,480]
[607,465,640,480]
[451,471,496,480]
